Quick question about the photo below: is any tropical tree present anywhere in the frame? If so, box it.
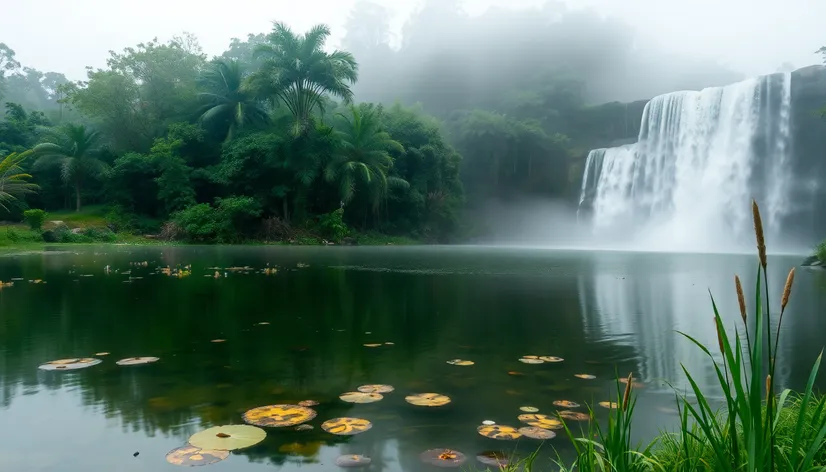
[197,59,268,142]
[32,124,107,211]
[325,105,405,213]
[248,22,358,132]
[0,150,38,211]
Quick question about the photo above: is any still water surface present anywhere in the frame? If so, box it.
[0,246,824,472]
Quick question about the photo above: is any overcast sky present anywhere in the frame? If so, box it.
[2,0,823,81]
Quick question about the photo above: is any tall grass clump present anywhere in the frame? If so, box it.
[670,199,826,471]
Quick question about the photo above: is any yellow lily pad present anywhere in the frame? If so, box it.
[539,356,564,363]
[188,425,266,451]
[518,358,544,364]
[575,374,596,380]
[363,343,382,348]
[518,414,563,429]
[405,393,451,407]
[165,445,229,466]
[446,359,474,366]
[558,410,591,421]
[477,425,522,440]
[116,357,159,366]
[553,400,580,408]
[38,358,102,371]
[321,417,372,436]
[94,352,110,356]
[518,427,557,440]
[519,406,539,413]
[340,392,383,403]
[298,400,319,407]
[420,449,467,468]
[242,404,317,427]
[599,401,619,409]
[210,339,226,343]
[357,384,394,393]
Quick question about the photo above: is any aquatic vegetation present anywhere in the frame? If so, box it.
[242,404,316,427]
[477,425,522,440]
[38,358,101,371]
[321,417,372,435]
[476,451,511,467]
[165,445,229,466]
[405,393,451,407]
[518,414,563,430]
[519,426,557,439]
[539,356,564,363]
[335,454,372,467]
[297,400,319,407]
[519,406,539,413]
[115,356,159,365]
[446,359,474,366]
[519,356,544,364]
[598,401,618,409]
[420,449,467,468]
[574,374,596,380]
[188,425,266,451]
[553,400,580,408]
[339,391,383,403]
[357,384,394,393]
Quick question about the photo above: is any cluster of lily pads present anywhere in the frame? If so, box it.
[37,355,159,371]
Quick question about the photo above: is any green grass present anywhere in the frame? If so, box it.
[44,205,110,228]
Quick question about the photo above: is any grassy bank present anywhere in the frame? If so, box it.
[0,205,421,250]
[493,201,826,472]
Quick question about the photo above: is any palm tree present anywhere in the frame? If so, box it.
[0,150,38,211]
[325,105,406,213]
[197,59,268,142]
[248,22,358,133]
[32,124,107,211]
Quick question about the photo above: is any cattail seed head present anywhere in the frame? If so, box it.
[752,200,767,269]
[781,267,795,311]
[765,374,772,398]
[621,373,633,411]
[735,275,747,325]
[714,318,725,355]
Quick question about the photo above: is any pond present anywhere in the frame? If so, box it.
[0,245,824,472]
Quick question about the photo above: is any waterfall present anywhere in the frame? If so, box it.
[579,73,793,252]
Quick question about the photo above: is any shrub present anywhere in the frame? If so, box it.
[23,209,47,231]
[171,197,261,243]
[318,208,349,242]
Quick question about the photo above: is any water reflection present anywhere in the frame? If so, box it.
[0,246,822,472]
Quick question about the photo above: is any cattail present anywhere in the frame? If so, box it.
[621,373,633,411]
[781,267,795,311]
[765,374,772,398]
[735,275,747,324]
[714,318,725,355]
[752,200,767,269]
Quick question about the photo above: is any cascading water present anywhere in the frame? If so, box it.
[579,72,793,252]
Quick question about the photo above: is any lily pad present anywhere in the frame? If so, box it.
[477,425,522,440]
[340,392,383,404]
[295,424,314,431]
[335,455,372,468]
[518,414,563,430]
[518,427,557,440]
[420,449,467,468]
[599,401,619,409]
[321,417,373,436]
[94,352,110,356]
[357,384,394,394]
[188,425,266,451]
[405,393,451,407]
[558,410,591,421]
[519,406,539,413]
[165,445,229,466]
[363,343,382,348]
[116,357,159,366]
[446,359,474,366]
[518,358,544,364]
[38,358,102,371]
[210,339,226,343]
[553,400,580,408]
[242,404,317,427]
[482,420,496,425]
[476,451,510,467]
[539,356,564,363]
[574,374,596,380]
[298,400,319,407]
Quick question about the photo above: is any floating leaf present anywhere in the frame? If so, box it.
[522,355,539,359]
[518,427,557,440]
[574,374,596,380]
[477,425,522,440]
[321,417,372,436]
[188,425,266,451]
[210,339,226,343]
[599,401,619,409]
[165,445,229,466]
[553,400,580,408]
[340,392,383,404]
[295,424,314,431]
[38,358,102,371]
[558,410,590,421]
[405,393,451,407]
[335,455,372,468]
[94,352,110,356]
[257,322,270,326]
[446,359,474,366]
[507,371,524,376]
[518,358,544,364]
[384,342,394,345]
[357,384,394,394]
[116,357,159,366]
[482,420,496,425]
[420,449,467,468]
[363,343,382,348]
[519,406,539,413]
[539,356,564,363]
[518,414,563,430]
[242,404,317,427]
[298,400,319,407]
[476,451,510,467]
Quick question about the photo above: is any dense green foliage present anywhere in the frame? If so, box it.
[0,3,754,243]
